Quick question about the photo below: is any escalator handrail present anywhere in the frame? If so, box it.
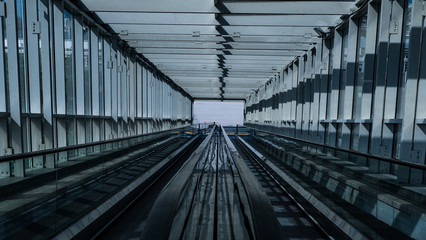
[140,126,217,240]
[247,124,426,171]
[221,126,282,240]
[0,127,190,163]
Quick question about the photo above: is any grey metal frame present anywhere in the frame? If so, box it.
[0,0,192,178]
[245,0,426,165]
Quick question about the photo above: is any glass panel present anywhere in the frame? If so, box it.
[401,0,413,85]
[326,38,334,119]
[249,125,425,239]
[37,0,43,103]
[394,0,413,159]
[397,0,412,119]
[21,117,29,153]
[64,10,75,114]
[338,28,348,119]
[98,37,104,116]
[353,15,367,120]
[2,0,8,113]
[351,15,368,151]
[85,118,92,144]
[0,129,181,238]
[100,119,105,140]
[66,118,75,147]
[83,25,91,115]
[17,0,27,113]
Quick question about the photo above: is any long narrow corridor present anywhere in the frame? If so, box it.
[0,0,425,239]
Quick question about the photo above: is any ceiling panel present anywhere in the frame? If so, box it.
[80,0,217,13]
[129,41,221,49]
[109,24,218,35]
[80,0,358,100]
[222,49,307,56]
[97,12,217,25]
[221,15,339,27]
[121,34,225,42]
[151,59,220,64]
[221,1,355,15]
[144,54,219,60]
[221,26,318,36]
[136,48,223,55]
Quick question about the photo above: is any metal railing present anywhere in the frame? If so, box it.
[243,123,426,240]
[246,123,426,185]
[0,127,193,179]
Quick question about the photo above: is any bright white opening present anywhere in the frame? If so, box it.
[193,100,244,126]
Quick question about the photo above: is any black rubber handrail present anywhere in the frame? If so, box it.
[221,126,282,240]
[235,136,337,239]
[140,126,216,240]
[76,135,202,240]
[0,127,192,163]
[245,124,426,171]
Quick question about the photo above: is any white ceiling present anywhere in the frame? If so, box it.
[80,0,358,100]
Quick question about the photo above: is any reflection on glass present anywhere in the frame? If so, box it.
[84,26,91,115]
[64,10,75,114]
